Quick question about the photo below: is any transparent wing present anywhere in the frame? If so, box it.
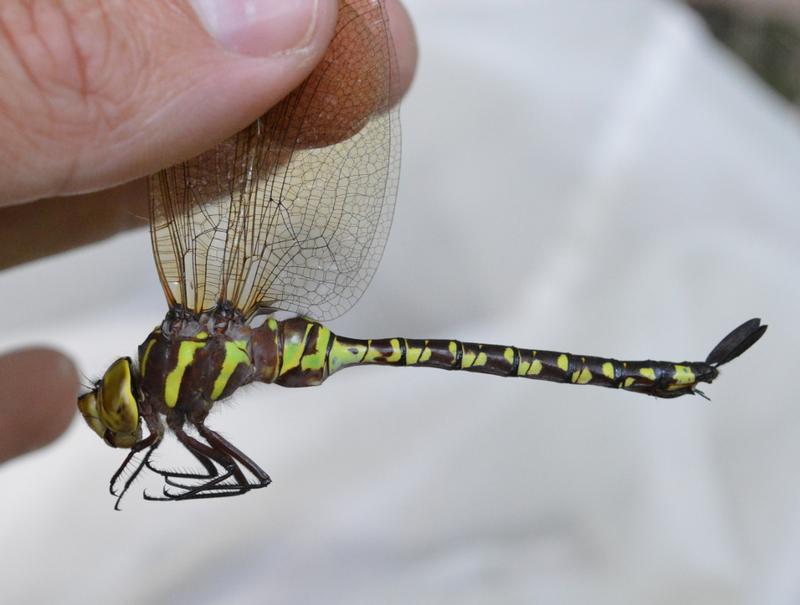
[149,0,400,320]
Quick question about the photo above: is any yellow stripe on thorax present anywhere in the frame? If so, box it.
[164,333,208,408]
[140,338,157,378]
[211,340,251,400]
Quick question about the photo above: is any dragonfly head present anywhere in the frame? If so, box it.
[77,357,142,448]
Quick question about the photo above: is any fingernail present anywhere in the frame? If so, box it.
[189,0,320,57]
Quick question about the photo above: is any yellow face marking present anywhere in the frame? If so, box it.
[139,338,157,378]
[301,326,331,372]
[78,392,106,440]
[165,339,207,408]
[267,318,278,331]
[517,359,530,375]
[624,377,635,388]
[528,359,543,375]
[639,367,656,381]
[504,347,514,365]
[672,365,695,385]
[557,354,569,372]
[571,367,592,384]
[602,362,615,380]
[99,358,139,433]
[328,337,367,373]
[474,351,487,367]
[211,340,252,400]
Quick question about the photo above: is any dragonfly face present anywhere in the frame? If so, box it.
[77,357,142,449]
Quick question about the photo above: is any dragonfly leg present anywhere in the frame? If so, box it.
[109,431,162,511]
[144,428,237,500]
[145,443,218,481]
[196,423,272,487]
[144,424,270,501]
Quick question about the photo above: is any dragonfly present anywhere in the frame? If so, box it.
[77,0,767,508]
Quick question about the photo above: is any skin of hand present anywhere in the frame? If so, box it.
[0,0,417,464]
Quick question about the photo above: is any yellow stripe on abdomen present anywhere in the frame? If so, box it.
[280,323,314,376]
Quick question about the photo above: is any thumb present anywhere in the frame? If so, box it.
[0,0,338,205]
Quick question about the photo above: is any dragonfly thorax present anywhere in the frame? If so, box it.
[138,305,256,419]
[78,304,260,453]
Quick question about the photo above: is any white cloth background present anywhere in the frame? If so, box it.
[0,0,797,603]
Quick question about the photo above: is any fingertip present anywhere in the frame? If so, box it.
[0,348,79,464]
[386,0,418,104]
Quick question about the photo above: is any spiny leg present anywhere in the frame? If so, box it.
[109,432,161,511]
[145,409,218,482]
[150,425,272,500]
[161,425,272,498]
[145,442,219,482]
[196,423,271,487]
[144,427,244,501]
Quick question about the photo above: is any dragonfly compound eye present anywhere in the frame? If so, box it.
[77,357,142,449]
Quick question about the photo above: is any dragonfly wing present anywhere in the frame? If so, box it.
[149,0,400,319]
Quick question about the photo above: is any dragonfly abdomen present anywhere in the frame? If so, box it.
[254,317,720,398]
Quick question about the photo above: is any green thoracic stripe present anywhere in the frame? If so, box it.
[164,332,208,408]
[211,340,251,400]
[140,338,157,378]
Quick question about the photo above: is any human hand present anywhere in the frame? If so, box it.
[0,0,417,464]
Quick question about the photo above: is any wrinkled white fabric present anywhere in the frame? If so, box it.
[0,1,797,603]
